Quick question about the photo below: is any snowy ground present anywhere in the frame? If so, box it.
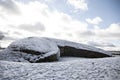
[59,57,87,62]
[0,47,120,80]
[0,56,120,80]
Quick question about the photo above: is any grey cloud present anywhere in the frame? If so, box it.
[0,31,4,40]
[109,33,120,39]
[76,30,95,37]
[19,22,46,32]
[0,0,20,14]
[2,36,17,40]
[81,31,95,36]
[95,23,120,39]
[87,41,115,47]
[97,32,120,39]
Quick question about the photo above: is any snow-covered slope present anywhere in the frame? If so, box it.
[0,57,120,80]
[44,37,112,56]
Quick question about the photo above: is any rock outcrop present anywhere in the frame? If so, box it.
[44,37,112,58]
[0,37,60,63]
[0,37,111,63]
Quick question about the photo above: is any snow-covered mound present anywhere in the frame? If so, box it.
[0,37,111,63]
[44,37,112,57]
[0,37,60,62]
[0,57,120,80]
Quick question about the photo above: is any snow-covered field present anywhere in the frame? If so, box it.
[0,50,120,80]
[0,56,120,80]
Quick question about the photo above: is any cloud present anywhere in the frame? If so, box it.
[78,30,95,36]
[3,27,39,39]
[67,0,88,11]
[0,0,119,50]
[19,22,45,32]
[0,31,4,40]
[0,0,88,41]
[86,17,102,25]
[73,23,120,49]
[0,0,20,15]
[87,41,115,47]
[94,23,120,39]
[82,23,120,50]
[87,40,120,51]
[41,11,88,41]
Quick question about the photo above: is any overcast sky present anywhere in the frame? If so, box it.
[0,0,120,50]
